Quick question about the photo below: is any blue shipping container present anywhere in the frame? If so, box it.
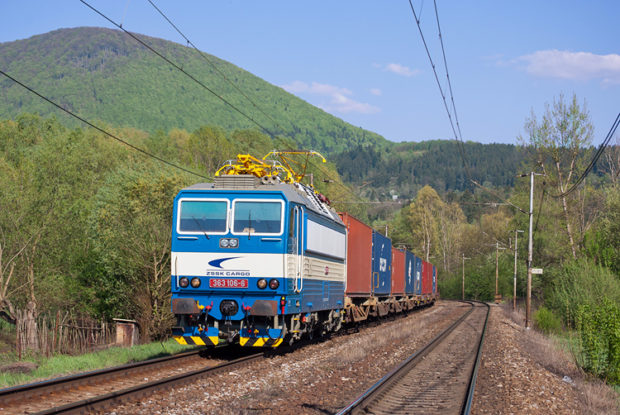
[432,266,437,294]
[371,231,392,296]
[414,255,423,295]
[405,251,416,295]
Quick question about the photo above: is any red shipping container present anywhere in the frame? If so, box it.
[421,260,432,295]
[391,248,405,295]
[339,212,373,297]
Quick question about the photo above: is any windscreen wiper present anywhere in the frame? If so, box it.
[191,216,210,239]
[247,211,252,240]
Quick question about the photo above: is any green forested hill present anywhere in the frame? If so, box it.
[0,27,529,198]
[0,27,388,154]
[334,140,525,199]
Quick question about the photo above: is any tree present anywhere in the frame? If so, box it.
[401,185,466,273]
[520,94,594,259]
[90,165,192,341]
[0,157,28,326]
[408,186,442,262]
[600,138,619,185]
[584,185,620,273]
[182,126,237,175]
[436,202,465,273]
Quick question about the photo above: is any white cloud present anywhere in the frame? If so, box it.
[281,81,380,114]
[518,50,620,84]
[384,63,420,77]
[370,88,382,96]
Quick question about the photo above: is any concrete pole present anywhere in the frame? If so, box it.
[495,241,499,299]
[461,254,470,301]
[513,229,523,311]
[462,253,465,301]
[526,172,534,329]
[513,230,518,310]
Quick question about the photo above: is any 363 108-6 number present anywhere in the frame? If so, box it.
[209,278,248,289]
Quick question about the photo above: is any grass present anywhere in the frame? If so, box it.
[502,304,620,414]
[0,339,201,389]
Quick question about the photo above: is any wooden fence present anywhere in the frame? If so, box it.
[16,310,114,358]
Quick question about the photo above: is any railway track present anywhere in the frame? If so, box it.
[337,301,490,415]
[0,348,263,414]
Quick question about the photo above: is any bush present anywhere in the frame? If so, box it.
[534,306,562,334]
[576,299,620,384]
[548,259,620,328]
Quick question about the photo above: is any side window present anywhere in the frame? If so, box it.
[287,207,296,254]
[288,207,295,237]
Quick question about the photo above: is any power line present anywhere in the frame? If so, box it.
[145,0,286,134]
[83,0,364,204]
[0,69,209,179]
[408,0,513,211]
[331,200,405,204]
[549,112,620,198]
[407,0,471,180]
[80,0,279,139]
[471,179,527,214]
[408,0,532,215]
[432,0,464,143]
[143,0,367,203]
[407,2,460,147]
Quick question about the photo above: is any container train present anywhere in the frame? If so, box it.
[171,152,437,348]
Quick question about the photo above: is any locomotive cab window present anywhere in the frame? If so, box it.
[178,199,229,234]
[232,200,284,235]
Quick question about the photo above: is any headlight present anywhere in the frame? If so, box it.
[179,277,189,288]
[190,277,201,288]
[269,279,280,289]
[219,238,239,248]
[257,278,267,289]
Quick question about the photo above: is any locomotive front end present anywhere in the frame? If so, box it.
[171,180,289,347]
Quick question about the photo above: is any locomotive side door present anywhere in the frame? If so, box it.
[287,205,304,293]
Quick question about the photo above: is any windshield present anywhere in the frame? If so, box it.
[233,201,282,234]
[179,200,228,233]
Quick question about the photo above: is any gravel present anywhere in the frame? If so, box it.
[471,304,582,414]
[105,301,466,415]
[105,301,610,414]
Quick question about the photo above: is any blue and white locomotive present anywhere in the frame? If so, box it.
[171,153,346,347]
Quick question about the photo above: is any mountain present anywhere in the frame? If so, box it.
[334,140,525,199]
[0,27,528,199]
[0,27,388,155]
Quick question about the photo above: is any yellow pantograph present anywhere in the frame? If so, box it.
[215,150,326,184]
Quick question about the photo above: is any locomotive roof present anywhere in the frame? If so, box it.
[181,181,343,225]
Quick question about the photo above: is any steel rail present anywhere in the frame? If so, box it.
[461,301,490,415]
[34,352,264,414]
[0,349,203,404]
[336,301,478,414]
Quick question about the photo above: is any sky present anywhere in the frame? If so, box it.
[1,1,618,145]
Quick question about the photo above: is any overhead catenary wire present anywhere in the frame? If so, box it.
[470,180,527,214]
[549,112,620,199]
[83,0,364,203]
[80,0,279,139]
[145,0,286,134]
[0,69,209,180]
[406,0,469,175]
[142,0,364,203]
[432,0,464,144]
[407,0,536,216]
